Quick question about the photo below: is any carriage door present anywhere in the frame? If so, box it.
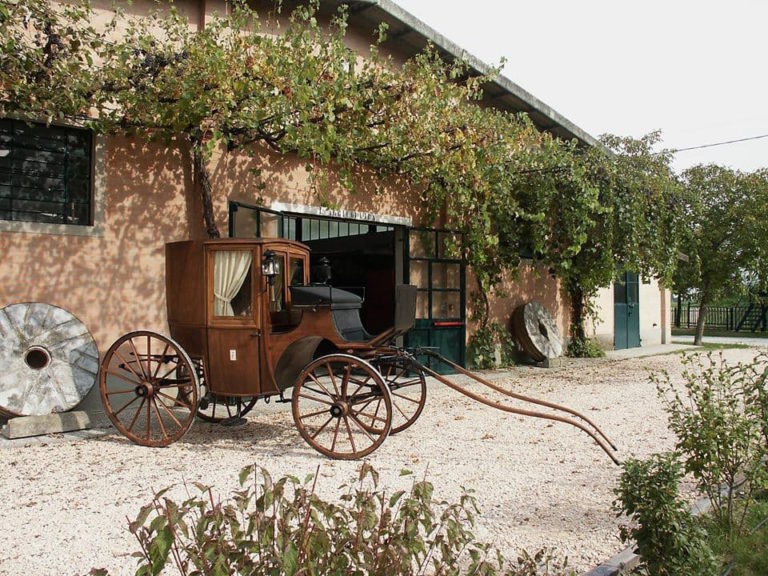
[206,247,261,396]
[405,228,465,373]
[614,271,641,350]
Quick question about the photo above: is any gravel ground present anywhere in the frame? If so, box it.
[0,347,763,575]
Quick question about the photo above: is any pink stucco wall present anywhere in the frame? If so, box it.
[466,265,570,346]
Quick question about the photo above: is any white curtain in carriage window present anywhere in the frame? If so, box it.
[213,251,252,316]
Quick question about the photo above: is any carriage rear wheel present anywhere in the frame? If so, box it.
[197,394,257,423]
[99,331,199,447]
[292,354,392,459]
[372,355,427,434]
[174,359,258,423]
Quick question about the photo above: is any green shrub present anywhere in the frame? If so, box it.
[653,353,768,533]
[614,453,719,576]
[702,495,768,576]
[93,463,573,576]
[468,322,517,369]
[736,351,768,453]
[565,336,604,358]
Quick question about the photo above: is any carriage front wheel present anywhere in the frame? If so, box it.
[372,355,427,435]
[292,354,392,459]
[197,394,258,423]
[99,331,199,447]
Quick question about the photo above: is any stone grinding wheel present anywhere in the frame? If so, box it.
[0,303,99,417]
[512,302,563,362]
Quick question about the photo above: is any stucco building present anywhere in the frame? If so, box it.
[0,0,671,387]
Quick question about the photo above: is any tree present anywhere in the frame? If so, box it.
[530,132,683,353]
[3,1,407,236]
[1,0,550,282]
[0,0,109,125]
[675,165,768,344]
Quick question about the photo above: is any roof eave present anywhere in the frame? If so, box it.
[337,0,601,148]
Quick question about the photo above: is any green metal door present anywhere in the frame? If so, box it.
[404,228,465,373]
[614,271,640,349]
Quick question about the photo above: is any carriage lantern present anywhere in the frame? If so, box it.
[261,250,279,285]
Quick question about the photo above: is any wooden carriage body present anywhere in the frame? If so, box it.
[165,238,397,399]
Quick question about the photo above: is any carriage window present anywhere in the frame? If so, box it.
[290,257,304,286]
[213,251,253,317]
[269,254,285,313]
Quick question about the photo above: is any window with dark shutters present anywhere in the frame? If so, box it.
[0,118,92,226]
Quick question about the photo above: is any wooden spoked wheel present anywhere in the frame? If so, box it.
[373,355,427,435]
[292,354,392,459]
[99,331,199,447]
[173,360,257,423]
[197,394,258,423]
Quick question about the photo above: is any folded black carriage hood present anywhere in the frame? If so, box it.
[290,285,363,310]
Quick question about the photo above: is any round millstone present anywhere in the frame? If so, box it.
[0,303,99,417]
[512,302,563,362]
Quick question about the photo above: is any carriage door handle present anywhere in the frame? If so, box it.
[251,330,261,338]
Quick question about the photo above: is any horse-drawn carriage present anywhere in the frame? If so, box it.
[99,238,618,463]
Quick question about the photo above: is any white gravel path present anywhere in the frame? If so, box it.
[0,347,762,575]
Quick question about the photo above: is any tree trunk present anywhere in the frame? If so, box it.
[694,296,709,345]
[675,293,682,328]
[192,146,221,239]
[475,275,491,330]
[568,280,587,343]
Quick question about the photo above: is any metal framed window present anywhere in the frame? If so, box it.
[0,118,92,226]
[405,228,465,322]
[404,227,467,371]
[228,202,394,241]
[229,202,284,238]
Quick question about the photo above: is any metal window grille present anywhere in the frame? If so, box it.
[0,118,93,226]
[228,202,394,241]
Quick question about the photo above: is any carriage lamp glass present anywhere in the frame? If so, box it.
[262,250,279,285]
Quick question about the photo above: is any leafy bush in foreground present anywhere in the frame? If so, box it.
[615,352,768,575]
[614,454,718,576]
[654,352,768,533]
[92,463,572,576]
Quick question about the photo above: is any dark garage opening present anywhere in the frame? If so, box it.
[229,202,399,336]
[302,231,396,334]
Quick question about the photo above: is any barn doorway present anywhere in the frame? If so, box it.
[229,203,466,366]
[229,202,400,335]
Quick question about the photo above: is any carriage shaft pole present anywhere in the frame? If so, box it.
[416,353,620,465]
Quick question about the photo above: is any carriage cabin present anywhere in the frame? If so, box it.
[165,238,400,399]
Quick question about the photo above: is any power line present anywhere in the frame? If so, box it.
[673,133,768,153]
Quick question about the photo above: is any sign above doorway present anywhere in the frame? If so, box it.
[270,202,412,227]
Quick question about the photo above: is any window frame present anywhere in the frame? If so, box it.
[0,118,104,237]
[206,246,259,327]
[267,250,288,314]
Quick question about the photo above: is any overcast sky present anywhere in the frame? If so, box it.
[393,0,768,174]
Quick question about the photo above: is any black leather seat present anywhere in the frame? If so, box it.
[289,284,416,344]
[290,285,370,342]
